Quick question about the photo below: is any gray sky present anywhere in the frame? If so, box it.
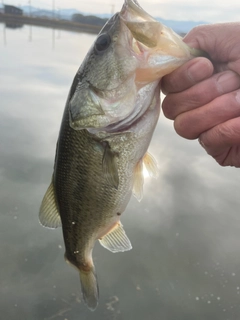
[3,0,240,23]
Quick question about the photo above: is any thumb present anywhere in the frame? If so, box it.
[183,23,240,63]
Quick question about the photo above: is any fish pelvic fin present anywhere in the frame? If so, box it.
[39,177,61,228]
[79,265,99,311]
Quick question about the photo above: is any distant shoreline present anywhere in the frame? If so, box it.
[0,13,102,34]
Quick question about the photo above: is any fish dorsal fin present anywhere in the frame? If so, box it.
[39,179,61,228]
[143,152,158,178]
[132,159,144,202]
[99,222,132,253]
[102,143,119,189]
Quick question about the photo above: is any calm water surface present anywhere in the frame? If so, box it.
[1,23,240,320]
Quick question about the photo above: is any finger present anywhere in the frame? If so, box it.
[199,115,240,166]
[162,71,240,120]
[161,57,213,94]
[173,90,240,139]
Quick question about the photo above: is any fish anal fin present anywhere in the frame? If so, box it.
[102,142,119,189]
[143,152,158,178]
[132,160,144,202]
[39,178,61,229]
[99,222,132,253]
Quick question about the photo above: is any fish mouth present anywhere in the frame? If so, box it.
[120,0,205,78]
[120,0,186,54]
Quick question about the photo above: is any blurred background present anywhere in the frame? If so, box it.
[1,1,240,320]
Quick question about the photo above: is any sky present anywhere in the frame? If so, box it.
[3,0,240,23]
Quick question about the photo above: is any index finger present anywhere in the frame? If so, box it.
[161,57,214,94]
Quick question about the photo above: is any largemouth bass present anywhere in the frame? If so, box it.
[39,0,205,311]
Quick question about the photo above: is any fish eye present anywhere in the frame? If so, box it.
[94,33,111,53]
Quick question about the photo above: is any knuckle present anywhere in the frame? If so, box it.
[215,123,237,142]
[216,157,230,167]
[184,88,204,107]
[215,71,240,95]
[200,126,229,149]
[199,133,211,150]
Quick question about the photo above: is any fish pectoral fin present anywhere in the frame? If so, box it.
[132,159,144,202]
[132,152,158,202]
[99,222,132,253]
[39,178,61,228]
[143,152,158,178]
[102,143,119,189]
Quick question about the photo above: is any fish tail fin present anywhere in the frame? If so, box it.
[79,265,99,311]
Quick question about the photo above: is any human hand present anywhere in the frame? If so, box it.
[161,23,240,167]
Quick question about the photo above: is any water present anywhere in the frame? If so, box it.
[1,23,240,320]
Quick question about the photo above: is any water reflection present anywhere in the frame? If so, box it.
[29,25,32,42]
[5,22,24,29]
[1,23,240,320]
[2,23,60,48]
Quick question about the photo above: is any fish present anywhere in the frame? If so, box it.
[39,0,205,311]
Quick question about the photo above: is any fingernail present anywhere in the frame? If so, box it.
[216,71,240,94]
[187,59,213,83]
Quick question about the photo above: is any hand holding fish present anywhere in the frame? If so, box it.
[162,23,240,167]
